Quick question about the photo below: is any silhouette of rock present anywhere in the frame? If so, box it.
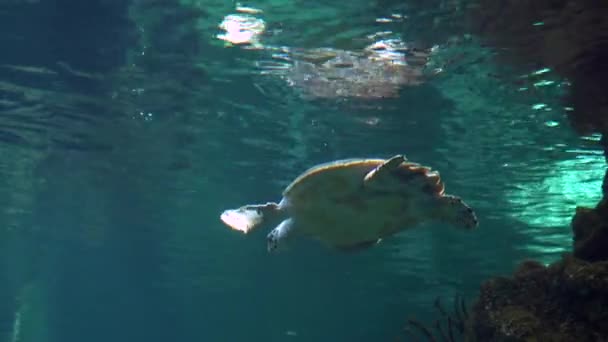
[468,253,608,341]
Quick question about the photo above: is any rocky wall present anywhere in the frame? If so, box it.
[463,1,608,341]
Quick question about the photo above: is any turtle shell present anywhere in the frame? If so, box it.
[280,158,446,248]
[283,158,444,200]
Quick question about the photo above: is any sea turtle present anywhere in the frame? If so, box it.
[220,155,478,253]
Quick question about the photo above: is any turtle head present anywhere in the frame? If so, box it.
[220,202,279,234]
[438,195,478,230]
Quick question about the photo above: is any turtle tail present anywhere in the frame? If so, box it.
[438,195,478,230]
[220,202,281,234]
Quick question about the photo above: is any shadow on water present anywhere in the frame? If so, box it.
[0,0,605,341]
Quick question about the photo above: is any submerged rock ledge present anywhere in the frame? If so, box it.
[465,191,608,341]
[469,256,608,341]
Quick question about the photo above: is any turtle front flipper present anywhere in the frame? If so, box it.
[436,195,478,229]
[220,202,280,234]
[267,218,296,253]
[363,154,406,186]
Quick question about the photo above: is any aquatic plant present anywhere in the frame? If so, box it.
[401,295,469,342]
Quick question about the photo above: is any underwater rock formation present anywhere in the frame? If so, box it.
[453,2,608,340]
[424,167,608,342]
[468,254,608,341]
[467,181,608,341]
[572,198,608,263]
[407,159,608,342]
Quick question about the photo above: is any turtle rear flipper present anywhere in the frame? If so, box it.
[220,202,279,234]
[437,195,478,229]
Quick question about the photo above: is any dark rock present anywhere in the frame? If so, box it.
[468,254,608,341]
[572,202,608,262]
[603,169,608,197]
[513,260,546,279]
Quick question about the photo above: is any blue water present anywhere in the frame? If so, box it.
[0,1,603,341]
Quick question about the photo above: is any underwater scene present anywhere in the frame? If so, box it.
[0,0,607,341]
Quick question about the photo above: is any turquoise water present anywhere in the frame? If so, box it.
[0,1,603,341]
